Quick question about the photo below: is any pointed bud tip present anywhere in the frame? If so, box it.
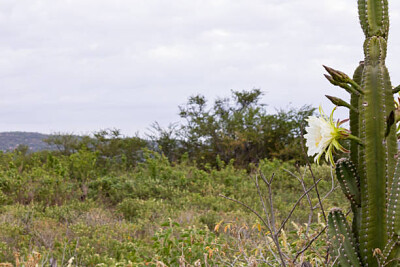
[323,65,333,72]
[324,74,336,84]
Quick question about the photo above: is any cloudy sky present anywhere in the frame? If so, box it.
[1,0,400,136]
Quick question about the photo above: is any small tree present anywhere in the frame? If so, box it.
[176,89,314,167]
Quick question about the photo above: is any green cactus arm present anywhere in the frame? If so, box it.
[382,67,397,186]
[328,209,362,266]
[351,62,365,168]
[358,0,369,37]
[335,158,362,244]
[358,0,389,38]
[336,158,361,207]
[358,36,396,266]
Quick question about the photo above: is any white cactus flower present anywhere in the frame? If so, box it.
[304,106,351,166]
[305,116,332,156]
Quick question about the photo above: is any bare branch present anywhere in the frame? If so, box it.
[253,174,273,231]
[219,194,272,233]
[312,166,338,210]
[263,173,288,266]
[283,167,314,235]
[293,225,327,264]
[278,178,322,233]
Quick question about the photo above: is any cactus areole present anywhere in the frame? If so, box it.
[322,0,400,266]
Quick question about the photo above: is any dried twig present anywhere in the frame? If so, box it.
[221,149,331,266]
[259,172,287,266]
[293,225,327,264]
[284,168,314,235]
[219,194,271,233]
[277,178,322,233]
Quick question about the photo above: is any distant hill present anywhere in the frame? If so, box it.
[0,132,53,152]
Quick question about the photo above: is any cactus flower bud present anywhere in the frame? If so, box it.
[323,65,350,83]
[325,95,358,112]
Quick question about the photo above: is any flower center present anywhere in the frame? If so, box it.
[315,134,322,147]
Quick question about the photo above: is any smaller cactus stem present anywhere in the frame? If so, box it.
[327,209,362,266]
[358,0,389,39]
[351,62,364,169]
[335,158,362,241]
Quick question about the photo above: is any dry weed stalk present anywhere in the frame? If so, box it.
[220,151,335,266]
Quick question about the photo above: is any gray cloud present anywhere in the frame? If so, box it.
[1,0,400,135]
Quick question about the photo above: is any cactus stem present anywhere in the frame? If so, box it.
[322,1,396,265]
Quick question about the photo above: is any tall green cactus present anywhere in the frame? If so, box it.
[323,0,400,266]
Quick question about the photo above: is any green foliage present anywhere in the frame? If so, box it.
[44,129,148,170]
[151,219,219,265]
[69,148,98,182]
[0,146,345,266]
[43,132,80,155]
[179,89,314,167]
[149,89,315,168]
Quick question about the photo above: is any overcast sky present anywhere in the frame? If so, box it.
[1,0,400,136]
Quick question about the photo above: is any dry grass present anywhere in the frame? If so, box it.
[0,251,41,267]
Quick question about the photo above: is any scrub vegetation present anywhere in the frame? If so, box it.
[0,148,345,266]
[0,90,347,266]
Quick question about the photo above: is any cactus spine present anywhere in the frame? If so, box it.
[324,0,400,266]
